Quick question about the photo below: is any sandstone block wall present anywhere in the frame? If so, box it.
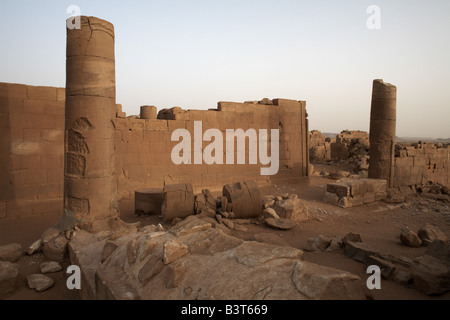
[0,82,65,219]
[0,85,310,219]
[331,130,369,161]
[394,143,449,187]
[309,130,331,163]
[115,99,309,214]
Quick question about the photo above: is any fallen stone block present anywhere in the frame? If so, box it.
[344,241,379,264]
[413,255,450,295]
[223,180,262,219]
[273,198,309,221]
[292,261,365,300]
[366,255,396,280]
[43,234,69,262]
[162,184,195,222]
[418,224,448,247]
[138,256,165,285]
[0,243,22,263]
[400,227,422,248]
[27,274,54,292]
[0,261,19,298]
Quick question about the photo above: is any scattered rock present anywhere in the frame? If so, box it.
[27,239,43,255]
[26,274,54,292]
[0,261,19,298]
[40,261,63,274]
[344,241,379,264]
[292,261,365,300]
[198,208,216,219]
[393,270,413,286]
[170,218,182,226]
[273,198,309,221]
[43,234,69,262]
[163,240,189,264]
[417,224,448,247]
[263,208,280,219]
[304,235,332,252]
[265,218,297,230]
[413,255,450,295]
[366,255,396,280]
[0,243,22,263]
[400,227,422,248]
[342,232,362,245]
[326,237,343,252]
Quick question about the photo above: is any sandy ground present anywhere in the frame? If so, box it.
[1,163,449,300]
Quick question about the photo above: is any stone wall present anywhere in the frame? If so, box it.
[309,130,331,163]
[115,99,309,214]
[394,143,449,187]
[1,84,309,219]
[0,82,65,219]
[331,130,369,161]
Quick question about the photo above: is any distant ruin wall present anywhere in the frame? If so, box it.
[394,143,449,187]
[1,83,309,219]
[0,82,65,219]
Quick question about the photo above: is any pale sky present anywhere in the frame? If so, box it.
[1,0,449,138]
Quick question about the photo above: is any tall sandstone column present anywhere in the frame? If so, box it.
[63,16,119,232]
[368,79,396,188]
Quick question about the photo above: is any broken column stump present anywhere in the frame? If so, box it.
[162,184,195,222]
[368,79,397,188]
[223,180,262,218]
[63,16,120,232]
[135,189,164,216]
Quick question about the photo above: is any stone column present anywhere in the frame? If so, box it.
[63,16,119,232]
[368,79,396,188]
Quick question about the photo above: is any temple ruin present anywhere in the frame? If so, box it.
[1,16,449,300]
